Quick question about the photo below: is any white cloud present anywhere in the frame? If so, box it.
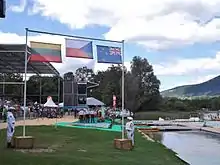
[154,52,220,76]
[160,74,219,91]
[2,31,220,77]
[177,74,219,87]
[190,74,219,84]
[94,62,131,73]
[21,0,220,50]
[9,0,27,13]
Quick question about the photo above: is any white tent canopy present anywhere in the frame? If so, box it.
[59,102,63,107]
[87,97,105,106]
[59,97,105,107]
[44,96,58,108]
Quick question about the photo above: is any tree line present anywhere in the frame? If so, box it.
[0,56,219,112]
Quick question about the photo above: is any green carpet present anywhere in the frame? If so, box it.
[56,122,122,132]
[56,121,151,132]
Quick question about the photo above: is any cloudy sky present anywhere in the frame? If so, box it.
[2,0,220,91]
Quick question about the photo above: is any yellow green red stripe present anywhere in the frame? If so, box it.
[30,41,61,50]
[30,41,62,63]
[32,48,61,56]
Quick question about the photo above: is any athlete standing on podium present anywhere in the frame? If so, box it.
[7,107,15,148]
[125,117,135,147]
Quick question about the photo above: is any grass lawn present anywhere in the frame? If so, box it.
[0,126,187,165]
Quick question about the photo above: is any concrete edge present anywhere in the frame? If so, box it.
[137,129,155,142]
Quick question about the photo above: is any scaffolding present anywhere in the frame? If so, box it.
[0,44,61,104]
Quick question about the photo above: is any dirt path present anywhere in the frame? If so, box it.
[0,116,77,130]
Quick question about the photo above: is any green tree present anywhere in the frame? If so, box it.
[92,65,122,106]
[124,72,139,111]
[130,56,161,111]
[0,73,23,101]
[75,66,95,82]
[210,97,220,110]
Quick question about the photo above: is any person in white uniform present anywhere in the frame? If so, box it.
[7,108,15,148]
[90,110,95,123]
[84,108,90,123]
[78,109,85,123]
[125,116,135,147]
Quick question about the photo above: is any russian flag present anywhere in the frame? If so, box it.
[65,38,93,59]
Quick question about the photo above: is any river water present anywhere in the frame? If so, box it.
[155,131,220,165]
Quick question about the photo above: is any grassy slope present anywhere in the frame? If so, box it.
[161,86,189,97]
[161,75,220,97]
[0,126,186,165]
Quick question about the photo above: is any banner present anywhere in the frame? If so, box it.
[65,38,93,59]
[96,45,122,64]
[30,41,62,63]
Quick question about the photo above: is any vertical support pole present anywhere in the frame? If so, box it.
[63,77,64,107]
[55,76,60,128]
[39,76,42,104]
[121,40,125,139]
[2,73,5,101]
[23,28,28,137]
[58,76,60,103]
[21,78,23,103]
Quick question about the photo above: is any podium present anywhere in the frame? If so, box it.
[114,139,132,150]
[13,136,35,149]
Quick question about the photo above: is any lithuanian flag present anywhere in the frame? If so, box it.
[30,41,62,63]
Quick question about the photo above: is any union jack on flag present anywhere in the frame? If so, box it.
[96,45,122,64]
[110,47,121,56]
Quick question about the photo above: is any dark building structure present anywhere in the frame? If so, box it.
[63,72,87,108]
[0,0,6,18]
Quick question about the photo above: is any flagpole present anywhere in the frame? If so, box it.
[121,40,125,139]
[28,29,122,44]
[23,28,28,137]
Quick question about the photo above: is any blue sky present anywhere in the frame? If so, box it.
[2,0,220,91]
